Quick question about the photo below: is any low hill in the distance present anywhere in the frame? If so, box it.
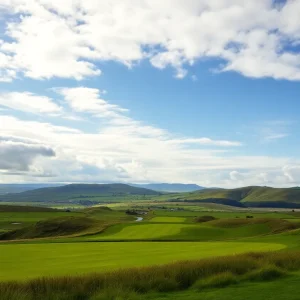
[0,183,160,204]
[167,186,300,208]
[0,182,205,194]
[1,183,300,208]
[0,184,63,195]
[131,183,205,192]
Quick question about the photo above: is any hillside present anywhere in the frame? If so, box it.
[131,183,204,192]
[0,183,160,204]
[166,186,300,208]
[0,184,62,195]
[0,216,101,240]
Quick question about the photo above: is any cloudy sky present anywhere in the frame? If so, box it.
[0,0,300,187]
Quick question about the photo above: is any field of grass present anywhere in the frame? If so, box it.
[149,217,187,223]
[0,206,134,233]
[1,202,300,300]
[2,251,300,300]
[0,241,286,281]
[85,221,277,241]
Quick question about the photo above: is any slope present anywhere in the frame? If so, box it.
[163,186,300,207]
[0,183,160,204]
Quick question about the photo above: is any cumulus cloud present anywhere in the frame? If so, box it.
[0,138,55,172]
[0,0,300,81]
[56,87,128,117]
[0,91,62,114]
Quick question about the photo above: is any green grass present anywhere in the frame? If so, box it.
[0,211,84,231]
[87,224,194,240]
[0,216,106,240]
[143,275,300,300]
[1,251,300,300]
[149,217,186,223]
[0,241,285,281]
[84,219,290,242]
[0,206,134,234]
[152,210,298,219]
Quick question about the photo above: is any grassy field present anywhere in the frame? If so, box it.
[149,217,187,223]
[0,241,286,281]
[1,203,300,300]
[0,206,134,233]
[2,251,300,300]
[84,222,274,241]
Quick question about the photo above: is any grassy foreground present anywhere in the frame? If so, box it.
[0,241,285,281]
[1,251,300,300]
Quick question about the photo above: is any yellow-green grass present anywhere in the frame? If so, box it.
[0,241,285,281]
[85,221,276,241]
[150,217,186,223]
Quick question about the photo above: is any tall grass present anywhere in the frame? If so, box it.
[1,251,300,300]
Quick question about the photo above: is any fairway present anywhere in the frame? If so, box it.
[88,223,194,240]
[0,241,285,281]
[150,217,187,223]
[86,222,273,241]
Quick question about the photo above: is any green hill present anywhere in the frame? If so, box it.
[0,183,160,204]
[166,186,300,208]
[0,216,101,240]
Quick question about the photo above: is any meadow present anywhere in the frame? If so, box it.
[1,203,300,299]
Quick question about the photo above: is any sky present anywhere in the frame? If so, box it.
[0,0,300,188]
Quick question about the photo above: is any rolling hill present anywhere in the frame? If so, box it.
[166,186,300,208]
[0,183,160,204]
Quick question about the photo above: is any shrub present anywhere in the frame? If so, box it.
[243,265,286,281]
[193,272,238,289]
[194,216,216,223]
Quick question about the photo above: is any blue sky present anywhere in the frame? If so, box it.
[0,0,300,187]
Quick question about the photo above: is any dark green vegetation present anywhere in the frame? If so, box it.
[0,205,134,235]
[0,216,101,240]
[1,251,300,300]
[158,186,300,208]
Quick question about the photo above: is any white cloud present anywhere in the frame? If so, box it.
[0,91,62,114]
[168,138,242,147]
[0,137,55,172]
[0,1,300,81]
[0,86,299,187]
[56,87,128,117]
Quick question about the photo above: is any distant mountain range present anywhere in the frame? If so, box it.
[0,183,160,203]
[130,183,204,192]
[1,183,300,208]
[0,182,204,194]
